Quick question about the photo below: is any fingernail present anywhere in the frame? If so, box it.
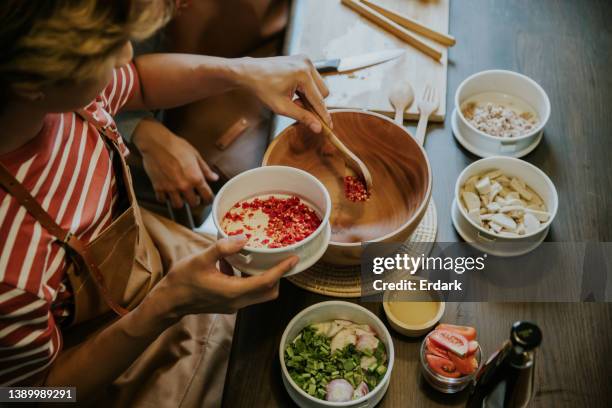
[210,172,219,181]
[328,117,333,129]
[310,121,322,133]
[289,257,299,267]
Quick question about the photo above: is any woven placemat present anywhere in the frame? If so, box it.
[288,199,438,297]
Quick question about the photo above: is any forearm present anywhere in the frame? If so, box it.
[44,288,178,398]
[127,53,248,111]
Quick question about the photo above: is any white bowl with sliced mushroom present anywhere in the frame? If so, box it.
[454,157,558,242]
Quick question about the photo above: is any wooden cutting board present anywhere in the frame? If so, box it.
[285,0,449,122]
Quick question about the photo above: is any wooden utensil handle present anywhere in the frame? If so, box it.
[296,91,373,190]
[394,108,404,125]
[415,113,429,146]
[297,93,345,152]
[341,0,442,61]
[296,91,332,132]
[361,0,456,46]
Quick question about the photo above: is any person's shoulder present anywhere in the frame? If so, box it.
[98,63,139,116]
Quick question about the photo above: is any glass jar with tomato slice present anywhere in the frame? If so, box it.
[419,330,483,394]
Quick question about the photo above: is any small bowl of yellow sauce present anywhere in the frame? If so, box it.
[382,280,445,337]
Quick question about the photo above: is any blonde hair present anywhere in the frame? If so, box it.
[0,0,173,98]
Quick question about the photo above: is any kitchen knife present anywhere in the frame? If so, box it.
[314,48,405,73]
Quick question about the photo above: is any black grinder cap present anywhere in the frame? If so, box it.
[511,321,542,350]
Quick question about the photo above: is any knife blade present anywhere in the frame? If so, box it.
[314,49,404,73]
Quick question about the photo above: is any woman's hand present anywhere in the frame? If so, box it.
[44,236,294,396]
[151,236,298,317]
[236,55,331,133]
[132,117,218,208]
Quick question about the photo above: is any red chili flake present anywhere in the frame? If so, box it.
[222,195,321,248]
[223,212,244,222]
[227,228,244,236]
[344,176,370,202]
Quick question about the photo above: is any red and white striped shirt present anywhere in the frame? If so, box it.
[0,63,139,385]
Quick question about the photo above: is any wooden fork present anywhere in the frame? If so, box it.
[415,85,439,146]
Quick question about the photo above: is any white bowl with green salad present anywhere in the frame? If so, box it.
[280,301,394,407]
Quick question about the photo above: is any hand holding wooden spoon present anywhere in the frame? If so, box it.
[296,92,373,191]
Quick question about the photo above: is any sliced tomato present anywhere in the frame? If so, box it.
[426,337,449,359]
[426,354,461,378]
[447,352,478,375]
[467,340,479,355]
[436,324,477,341]
[430,329,469,357]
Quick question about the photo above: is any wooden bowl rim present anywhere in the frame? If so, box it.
[263,109,433,247]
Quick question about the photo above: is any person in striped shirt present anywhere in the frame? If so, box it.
[0,0,330,401]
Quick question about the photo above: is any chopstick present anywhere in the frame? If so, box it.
[360,0,456,47]
[340,0,442,61]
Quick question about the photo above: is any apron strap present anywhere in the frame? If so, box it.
[0,120,129,318]
[0,163,72,242]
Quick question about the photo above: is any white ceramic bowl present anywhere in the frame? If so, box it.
[212,166,331,276]
[454,70,550,157]
[454,156,558,246]
[280,301,395,408]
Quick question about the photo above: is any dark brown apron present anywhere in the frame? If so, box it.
[0,115,234,407]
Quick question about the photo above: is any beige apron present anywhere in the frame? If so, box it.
[0,117,234,407]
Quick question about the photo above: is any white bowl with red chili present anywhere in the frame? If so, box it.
[419,324,483,394]
[213,165,331,276]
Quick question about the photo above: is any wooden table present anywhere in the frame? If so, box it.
[222,0,612,406]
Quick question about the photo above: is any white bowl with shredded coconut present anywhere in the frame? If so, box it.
[454,70,550,158]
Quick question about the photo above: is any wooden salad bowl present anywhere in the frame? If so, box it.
[263,110,432,265]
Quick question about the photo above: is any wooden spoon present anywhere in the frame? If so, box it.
[296,92,373,191]
[389,79,414,125]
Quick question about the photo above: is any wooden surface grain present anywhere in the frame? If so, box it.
[222,0,612,406]
[287,0,449,121]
